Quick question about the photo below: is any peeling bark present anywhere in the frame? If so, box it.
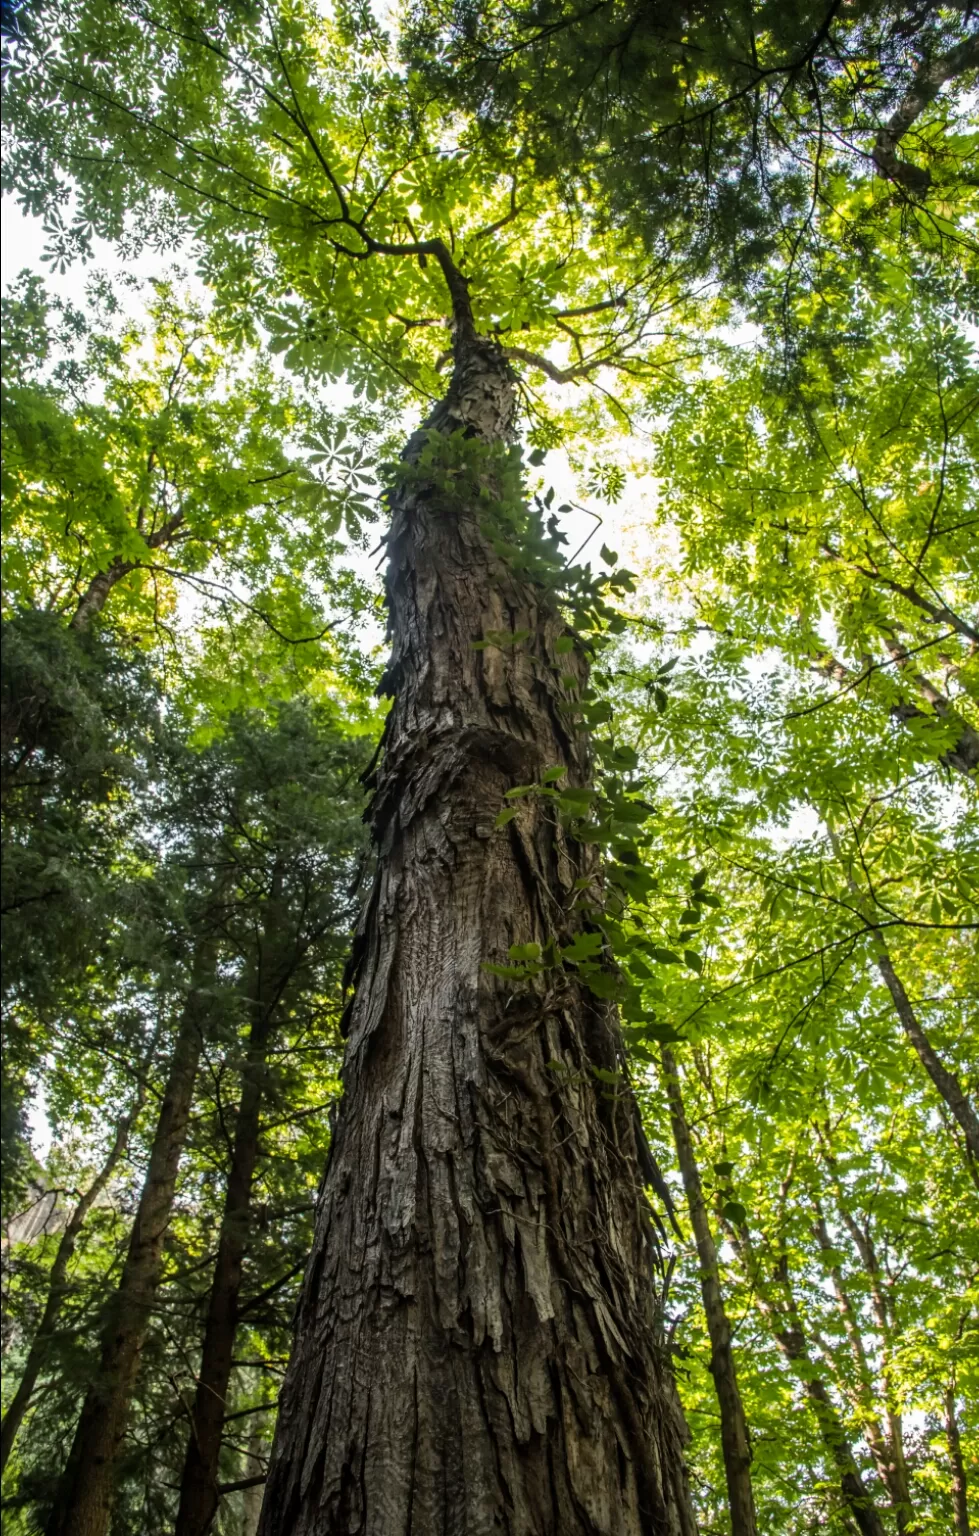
[46,956,214,1536]
[661,1048,756,1536]
[258,338,696,1536]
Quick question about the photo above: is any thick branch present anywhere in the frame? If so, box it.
[872,34,979,194]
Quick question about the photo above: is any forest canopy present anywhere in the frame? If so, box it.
[1,2,976,1535]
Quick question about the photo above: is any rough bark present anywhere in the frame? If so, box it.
[175,931,294,1536]
[944,1381,972,1536]
[661,1047,756,1536]
[46,963,212,1536]
[0,1098,142,1473]
[258,336,696,1536]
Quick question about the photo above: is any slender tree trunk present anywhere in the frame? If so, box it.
[829,829,979,1166]
[945,1380,972,1536]
[69,561,136,630]
[68,509,184,630]
[259,334,696,1535]
[661,1047,756,1536]
[729,1218,886,1536]
[0,1097,143,1473]
[46,961,213,1536]
[811,1209,916,1532]
[870,939,979,1165]
[176,933,293,1536]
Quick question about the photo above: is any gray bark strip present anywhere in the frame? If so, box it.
[45,953,215,1536]
[69,511,185,630]
[0,1094,144,1474]
[660,1047,757,1536]
[829,831,979,1168]
[258,332,697,1535]
[809,647,979,776]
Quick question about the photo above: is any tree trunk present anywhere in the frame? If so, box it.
[69,561,136,630]
[258,336,696,1536]
[46,962,213,1536]
[944,1381,972,1536]
[810,1208,916,1532]
[829,828,979,1169]
[660,1047,756,1536]
[870,938,979,1166]
[0,1097,142,1473]
[728,1217,886,1536]
[176,935,292,1536]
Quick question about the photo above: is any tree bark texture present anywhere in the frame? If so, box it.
[660,1048,756,1536]
[259,338,696,1536]
[46,968,212,1536]
[944,1383,972,1536]
[0,1101,140,1474]
[176,933,294,1536]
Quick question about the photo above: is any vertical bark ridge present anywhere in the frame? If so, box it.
[259,339,696,1536]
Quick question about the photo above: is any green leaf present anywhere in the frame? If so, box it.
[509,941,542,962]
[561,931,605,963]
[722,1201,747,1225]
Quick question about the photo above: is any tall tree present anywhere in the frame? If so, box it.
[4,6,703,1532]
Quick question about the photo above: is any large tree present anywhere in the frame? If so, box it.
[4,5,702,1533]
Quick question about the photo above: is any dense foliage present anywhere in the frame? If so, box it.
[1,0,976,1533]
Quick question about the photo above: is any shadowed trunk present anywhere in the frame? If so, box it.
[661,1047,756,1536]
[258,333,697,1535]
[945,1381,972,1536]
[176,928,294,1536]
[46,955,214,1536]
[0,1097,142,1473]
